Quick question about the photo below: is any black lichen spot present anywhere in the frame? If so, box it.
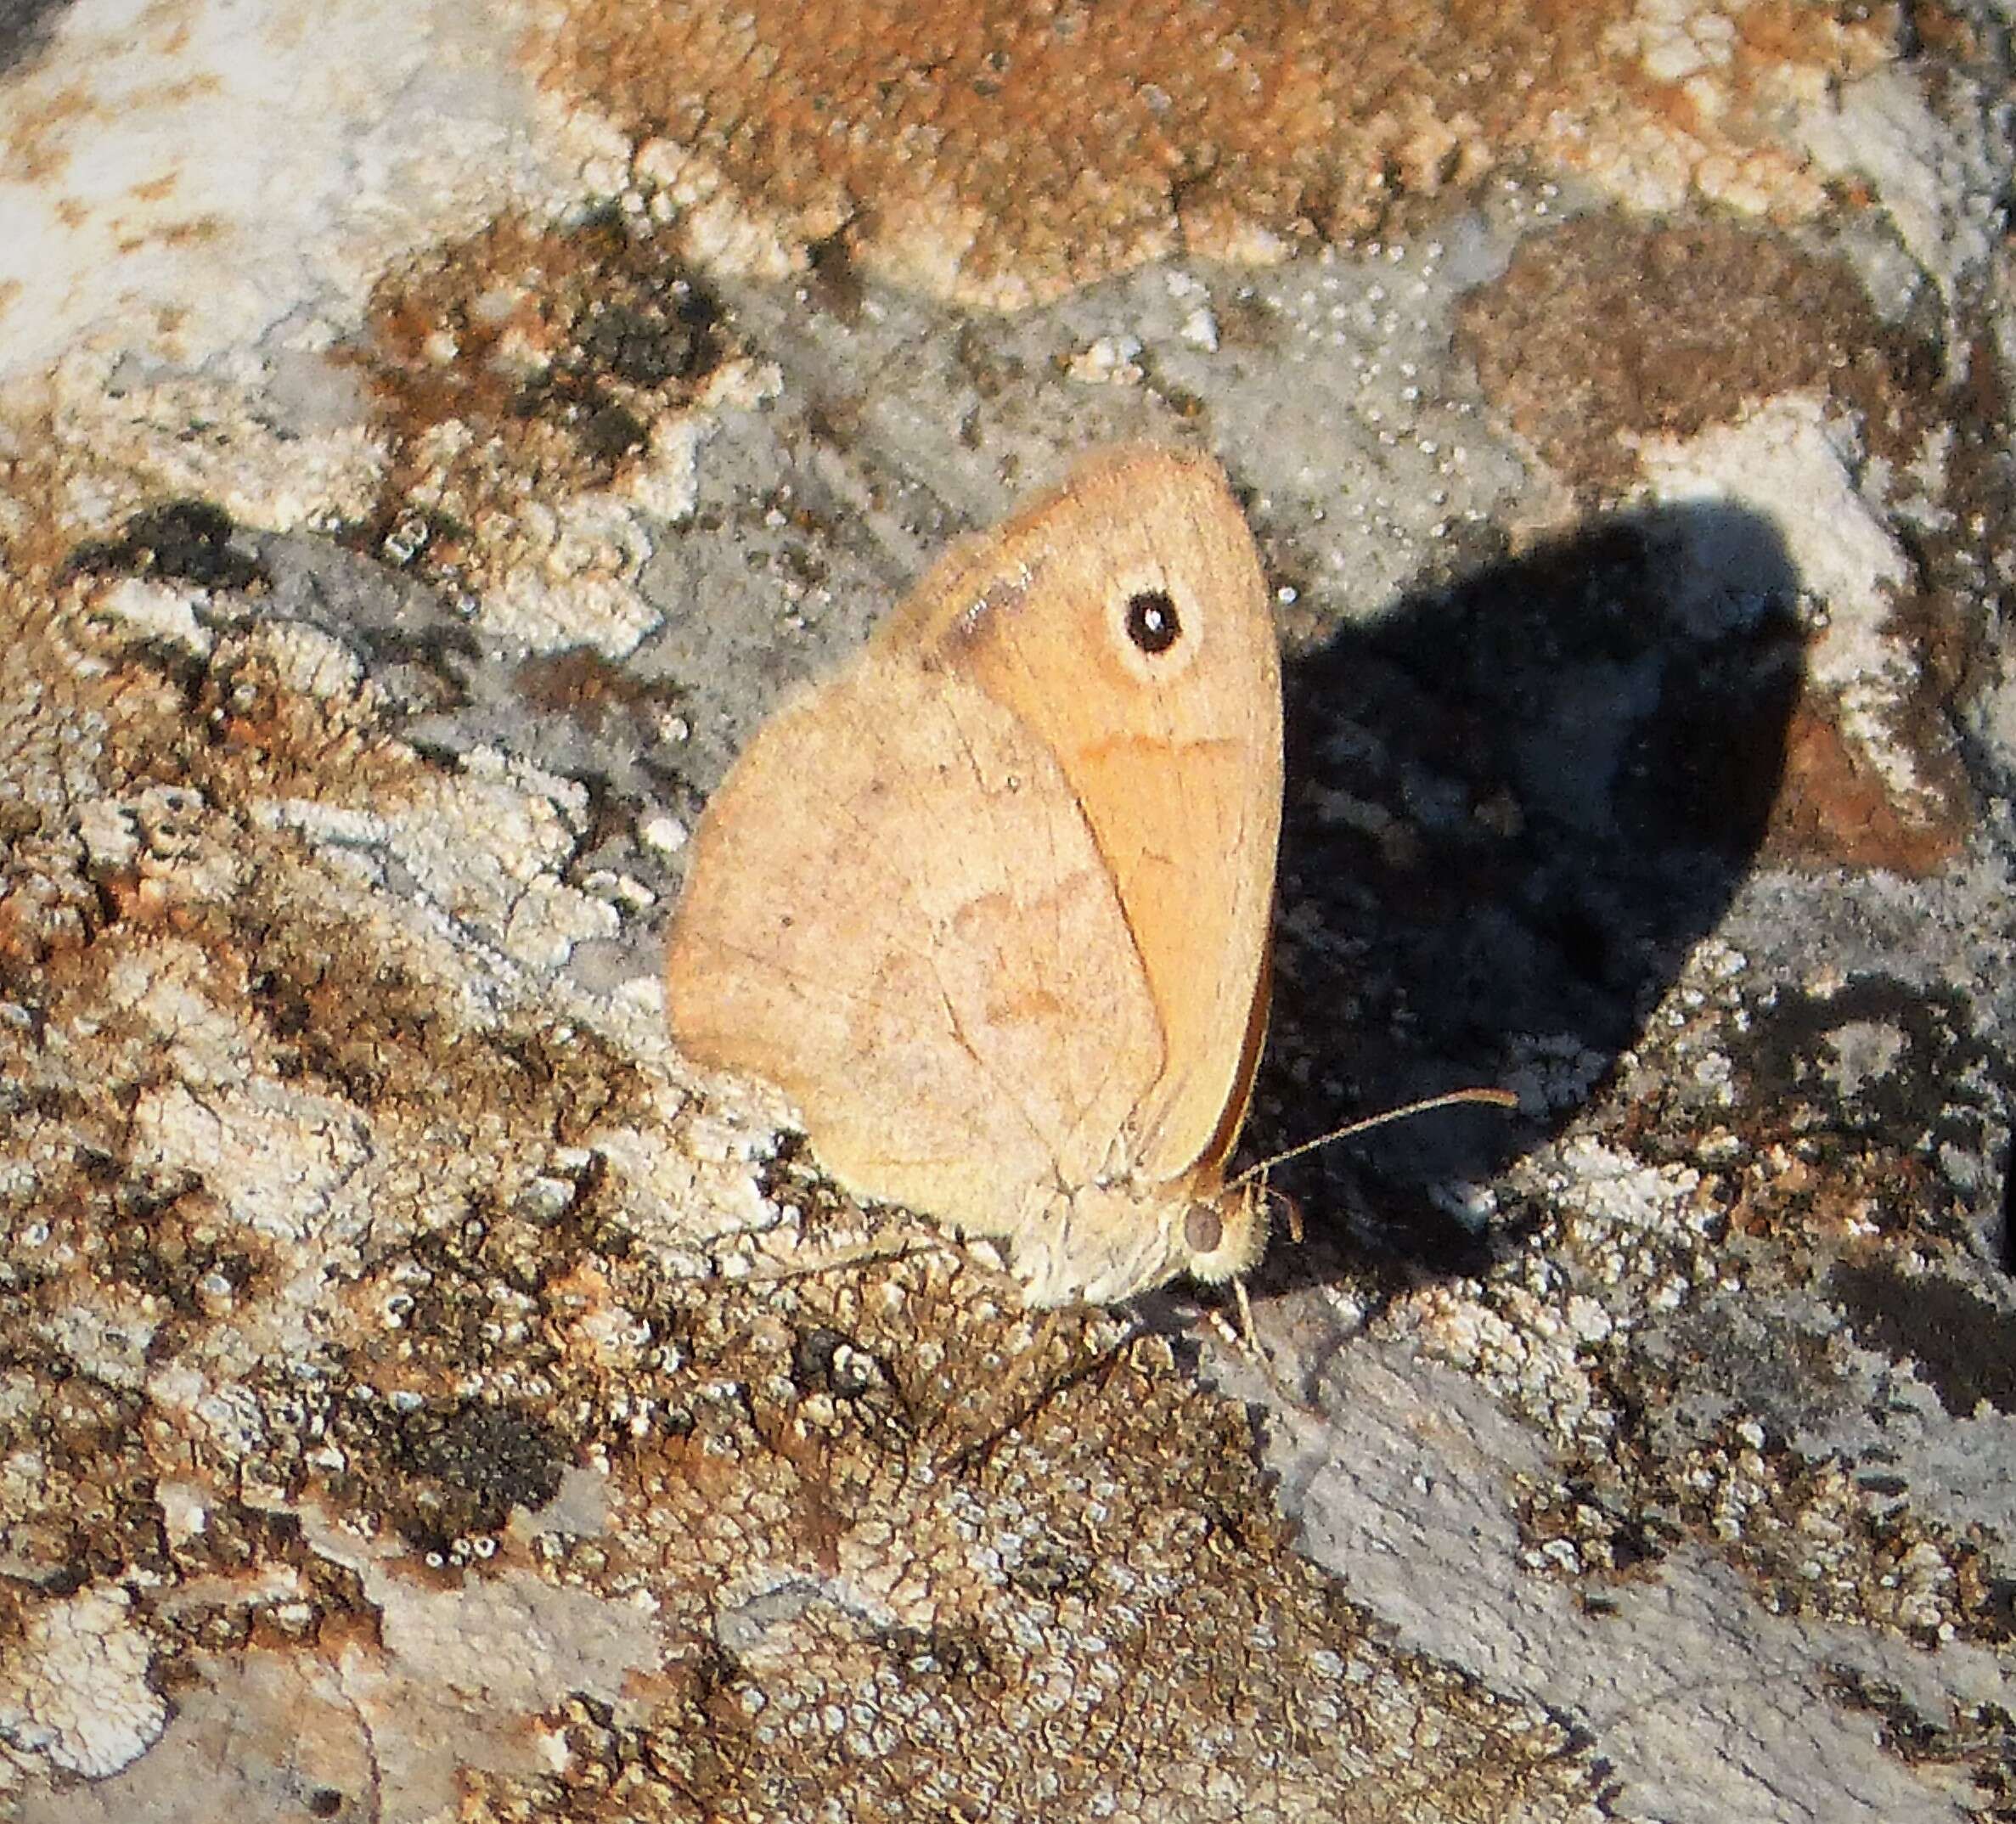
[577,297,710,388]
[807,228,865,321]
[791,1326,884,1401]
[879,1624,994,1691]
[388,1402,566,1551]
[1004,1544,1090,1598]
[792,1326,848,1391]
[577,400,651,465]
[62,499,271,594]
[1827,1259,2016,1417]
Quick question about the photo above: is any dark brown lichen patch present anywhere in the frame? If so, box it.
[350,211,731,578]
[49,611,422,825]
[514,645,688,747]
[0,671,188,980]
[380,1402,568,1557]
[1741,975,1982,1136]
[536,0,1893,307]
[239,915,648,1140]
[1457,214,1934,498]
[1824,1667,2016,1818]
[59,498,272,595]
[1827,1260,2016,1419]
[67,1173,277,1368]
[0,1368,162,1592]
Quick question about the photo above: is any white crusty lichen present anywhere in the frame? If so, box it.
[0,1584,166,1779]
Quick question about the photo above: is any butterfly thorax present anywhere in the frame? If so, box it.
[1013,1168,1269,1306]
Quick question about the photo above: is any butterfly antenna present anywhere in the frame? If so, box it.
[1230,1087,1520,1186]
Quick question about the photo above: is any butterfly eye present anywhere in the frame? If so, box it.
[1124,588,1182,655]
[1184,1202,1223,1254]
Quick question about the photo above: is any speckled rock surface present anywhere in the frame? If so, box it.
[2,3,2013,1821]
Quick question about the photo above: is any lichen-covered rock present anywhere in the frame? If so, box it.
[2,1,2012,1820]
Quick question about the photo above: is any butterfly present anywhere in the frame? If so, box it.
[666,444,1281,1304]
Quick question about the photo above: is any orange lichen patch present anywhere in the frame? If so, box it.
[1457,215,1933,497]
[532,0,1897,306]
[351,211,731,580]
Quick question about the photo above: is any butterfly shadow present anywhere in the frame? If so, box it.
[1219,499,1807,1311]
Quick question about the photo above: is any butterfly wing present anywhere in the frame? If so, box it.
[877,446,1282,1187]
[664,645,1168,1249]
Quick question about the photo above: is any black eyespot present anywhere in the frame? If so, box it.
[1124,588,1181,655]
[1184,1203,1223,1255]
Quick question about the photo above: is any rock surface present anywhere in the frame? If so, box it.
[1,2,2012,1820]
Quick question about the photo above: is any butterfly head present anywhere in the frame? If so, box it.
[1174,1176,1270,1287]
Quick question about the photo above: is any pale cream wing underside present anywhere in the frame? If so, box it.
[664,649,1166,1246]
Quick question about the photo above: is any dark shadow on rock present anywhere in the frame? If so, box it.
[1239,501,1806,1299]
[0,0,70,73]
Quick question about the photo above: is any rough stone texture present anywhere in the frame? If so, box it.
[3,2,2014,1821]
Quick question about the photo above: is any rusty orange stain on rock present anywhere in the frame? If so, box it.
[533,0,1898,305]
[1770,701,1969,875]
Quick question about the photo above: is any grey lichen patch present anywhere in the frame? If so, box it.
[1358,934,2016,1662]
[0,1584,166,1780]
